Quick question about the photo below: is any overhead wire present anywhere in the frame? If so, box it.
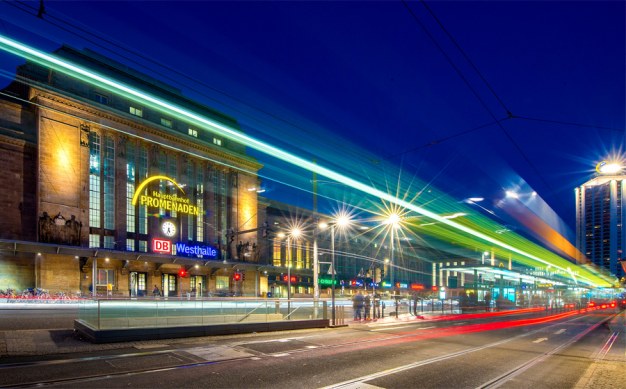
[401,0,553,193]
[4,0,381,176]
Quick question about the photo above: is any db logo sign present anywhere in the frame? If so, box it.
[153,239,171,253]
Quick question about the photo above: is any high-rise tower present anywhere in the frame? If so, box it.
[575,161,625,279]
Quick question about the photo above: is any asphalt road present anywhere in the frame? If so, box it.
[0,308,622,388]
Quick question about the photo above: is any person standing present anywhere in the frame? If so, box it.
[152,285,160,298]
[364,294,371,320]
[353,291,364,321]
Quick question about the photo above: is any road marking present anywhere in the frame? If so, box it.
[371,326,410,331]
[336,383,383,389]
[272,353,290,357]
[320,331,542,389]
[554,329,566,335]
[532,337,548,343]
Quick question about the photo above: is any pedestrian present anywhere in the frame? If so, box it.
[152,285,160,298]
[373,293,381,319]
[353,291,364,321]
[364,294,371,320]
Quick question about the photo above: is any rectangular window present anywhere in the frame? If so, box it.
[296,242,303,269]
[160,118,172,128]
[97,269,115,286]
[138,146,148,234]
[103,135,115,230]
[215,276,229,291]
[188,128,198,137]
[126,142,136,233]
[126,239,134,251]
[104,236,114,249]
[187,161,195,242]
[139,240,147,252]
[129,106,143,117]
[137,273,146,291]
[196,169,204,242]
[273,241,281,266]
[94,93,109,105]
[89,234,99,248]
[89,132,101,229]
[167,274,176,292]
[168,156,177,217]
[213,137,222,146]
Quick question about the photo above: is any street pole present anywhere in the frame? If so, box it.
[313,231,319,300]
[390,226,395,289]
[331,225,336,326]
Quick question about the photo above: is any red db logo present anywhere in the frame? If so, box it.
[153,239,171,253]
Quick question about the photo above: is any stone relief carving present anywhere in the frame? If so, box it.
[80,123,90,147]
[117,135,127,157]
[38,212,82,246]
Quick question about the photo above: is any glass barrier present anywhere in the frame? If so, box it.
[78,298,328,330]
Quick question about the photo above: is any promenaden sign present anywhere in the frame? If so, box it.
[131,175,200,216]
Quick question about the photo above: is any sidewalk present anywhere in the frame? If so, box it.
[574,310,626,389]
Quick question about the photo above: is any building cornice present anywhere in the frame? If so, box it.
[29,87,262,172]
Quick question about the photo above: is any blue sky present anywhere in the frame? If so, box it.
[0,1,624,239]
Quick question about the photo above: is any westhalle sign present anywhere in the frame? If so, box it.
[131,175,199,216]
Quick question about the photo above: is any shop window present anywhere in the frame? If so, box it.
[97,269,115,286]
[216,275,229,291]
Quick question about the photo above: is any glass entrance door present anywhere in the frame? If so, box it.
[129,272,147,297]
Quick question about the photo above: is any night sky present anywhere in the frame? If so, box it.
[0,1,624,242]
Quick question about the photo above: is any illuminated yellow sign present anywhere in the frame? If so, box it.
[132,176,199,216]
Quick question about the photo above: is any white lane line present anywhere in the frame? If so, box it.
[532,337,548,343]
[370,326,410,331]
[319,331,541,389]
[554,329,566,335]
[370,325,437,332]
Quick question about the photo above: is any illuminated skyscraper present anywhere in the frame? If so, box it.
[575,162,625,279]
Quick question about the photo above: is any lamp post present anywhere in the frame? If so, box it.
[331,224,336,326]
[319,213,351,326]
[313,222,319,300]
[385,212,401,288]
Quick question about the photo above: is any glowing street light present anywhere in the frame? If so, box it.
[318,211,353,326]
[384,211,403,288]
[596,161,623,175]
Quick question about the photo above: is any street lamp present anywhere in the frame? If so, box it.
[319,212,352,326]
[384,212,401,288]
[287,227,302,301]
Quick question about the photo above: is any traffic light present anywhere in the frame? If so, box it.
[233,272,242,281]
[432,285,438,292]
[178,268,188,278]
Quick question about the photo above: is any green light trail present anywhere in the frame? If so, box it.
[0,34,612,287]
